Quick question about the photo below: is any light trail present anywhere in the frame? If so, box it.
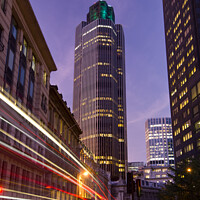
[3,188,57,200]
[0,92,109,199]
[0,92,97,181]
[0,116,108,199]
[1,174,96,200]
[0,108,82,172]
[0,116,80,173]
[0,139,106,200]
[0,127,78,181]
[0,196,31,200]
[0,178,52,197]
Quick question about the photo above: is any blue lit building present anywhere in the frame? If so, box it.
[145,118,175,167]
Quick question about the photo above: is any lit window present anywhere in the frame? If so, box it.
[43,70,47,87]
[21,38,28,57]
[31,55,36,71]
[195,121,200,132]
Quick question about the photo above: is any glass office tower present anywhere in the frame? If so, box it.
[73,1,127,181]
[163,0,200,165]
[145,118,174,167]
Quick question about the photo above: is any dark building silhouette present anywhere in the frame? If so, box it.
[163,0,200,165]
[73,0,127,181]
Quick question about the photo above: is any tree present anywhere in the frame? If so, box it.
[159,158,200,200]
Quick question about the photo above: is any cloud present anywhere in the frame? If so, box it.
[128,92,170,124]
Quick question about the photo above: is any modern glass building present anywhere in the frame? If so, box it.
[163,0,200,165]
[73,0,127,181]
[145,118,174,167]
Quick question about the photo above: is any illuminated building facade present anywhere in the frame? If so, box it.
[0,0,109,199]
[73,0,127,181]
[128,162,145,172]
[163,0,200,165]
[133,166,173,185]
[145,118,174,167]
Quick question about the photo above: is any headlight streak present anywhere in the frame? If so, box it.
[0,115,108,200]
[0,116,80,174]
[95,177,116,200]
[0,178,55,198]
[0,139,106,200]
[0,128,79,181]
[0,107,81,170]
[3,188,57,200]
[0,93,109,199]
[0,127,105,199]
[0,111,108,199]
[0,196,31,200]
[0,93,87,170]
[0,92,81,165]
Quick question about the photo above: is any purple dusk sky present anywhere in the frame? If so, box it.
[29,0,171,162]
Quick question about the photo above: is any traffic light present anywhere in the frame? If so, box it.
[127,172,133,194]
[136,179,141,197]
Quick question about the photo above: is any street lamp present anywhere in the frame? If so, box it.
[78,171,89,198]
[187,168,192,173]
[83,171,89,176]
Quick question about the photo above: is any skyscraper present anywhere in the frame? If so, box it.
[73,0,127,181]
[163,0,200,165]
[145,118,174,167]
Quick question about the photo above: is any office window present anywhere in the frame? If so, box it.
[4,18,18,91]
[191,82,200,101]
[18,65,25,86]
[8,49,15,70]
[11,19,17,39]
[41,93,47,113]
[27,56,35,111]
[193,105,199,117]
[197,138,200,150]
[9,164,16,189]
[1,161,7,181]
[197,82,200,94]
[195,120,200,132]
[28,80,34,98]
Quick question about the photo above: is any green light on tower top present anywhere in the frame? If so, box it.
[87,1,115,23]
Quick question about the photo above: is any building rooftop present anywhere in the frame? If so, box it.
[16,0,57,72]
[87,1,115,23]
